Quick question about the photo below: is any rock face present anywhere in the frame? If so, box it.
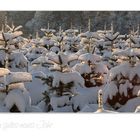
[0,11,140,36]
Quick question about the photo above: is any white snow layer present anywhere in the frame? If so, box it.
[6,72,32,84]
[0,68,10,77]
[50,96,70,110]
[103,81,118,102]
[4,89,31,112]
[117,97,140,112]
[72,63,91,74]
[49,71,85,88]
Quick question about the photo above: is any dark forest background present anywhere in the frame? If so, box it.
[0,11,139,36]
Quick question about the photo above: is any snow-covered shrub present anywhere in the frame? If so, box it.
[76,52,108,87]
[0,67,32,112]
[103,49,140,109]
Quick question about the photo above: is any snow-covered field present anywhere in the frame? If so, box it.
[0,22,140,113]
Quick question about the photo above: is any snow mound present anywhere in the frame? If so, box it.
[25,72,47,105]
[117,97,140,112]
[50,96,70,110]
[52,105,73,112]
[4,90,26,112]
[95,108,118,113]
[26,105,42,112]
[81,104,98,112]
[71,87,99,110]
